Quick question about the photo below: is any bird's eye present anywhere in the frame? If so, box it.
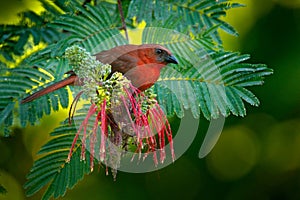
[155,49,163,54]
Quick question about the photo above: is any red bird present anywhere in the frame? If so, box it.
[21,44,178,103]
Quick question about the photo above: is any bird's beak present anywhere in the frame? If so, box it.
[166,55,178,64]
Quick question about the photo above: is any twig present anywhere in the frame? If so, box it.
[117,0,129,42]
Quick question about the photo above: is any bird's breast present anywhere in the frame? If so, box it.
[124,64,162,91]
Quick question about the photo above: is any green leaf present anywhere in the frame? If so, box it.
[153,50,272,119]
[0,184,7,195]
[0,102,15,126]
[0,10,61,63]
[38,134,75,154]
[25,122,93,200]
[49,3,127,56]
[128,0,243,44]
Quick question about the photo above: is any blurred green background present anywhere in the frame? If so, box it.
[1,0,300,199]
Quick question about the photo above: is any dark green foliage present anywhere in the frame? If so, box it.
[0,184,7,195]
[127,0,244,43]
[24,121,93,200]
[154,52,272,119]
[0,0,273,199]
[0,67,69,128]
[0,11,61,62]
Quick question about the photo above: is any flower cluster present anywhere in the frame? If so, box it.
[65,45,174,179]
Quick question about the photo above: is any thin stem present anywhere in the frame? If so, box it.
[117,0,129,42]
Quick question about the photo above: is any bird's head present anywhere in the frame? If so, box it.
[153,46,178,65]
[137,44,178,66]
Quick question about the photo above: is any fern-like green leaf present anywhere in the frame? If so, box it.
[49,3,127,56]
[127,0,244,44]
[0,11,61,63]
[154,51,272,119]
[24,122,92,200]
[0,66,70,128]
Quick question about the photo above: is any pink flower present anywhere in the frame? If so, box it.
[67,83,174,177]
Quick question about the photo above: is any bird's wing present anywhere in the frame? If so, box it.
[95,45,139,74]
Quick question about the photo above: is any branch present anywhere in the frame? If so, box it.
[118,0,129,41]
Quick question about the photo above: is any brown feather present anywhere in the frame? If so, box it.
[21,75,77,103]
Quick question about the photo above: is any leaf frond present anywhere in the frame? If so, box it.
[24,122,92,199]
[154,51,272,119]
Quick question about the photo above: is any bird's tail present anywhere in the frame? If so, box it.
[21,75,77,104]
